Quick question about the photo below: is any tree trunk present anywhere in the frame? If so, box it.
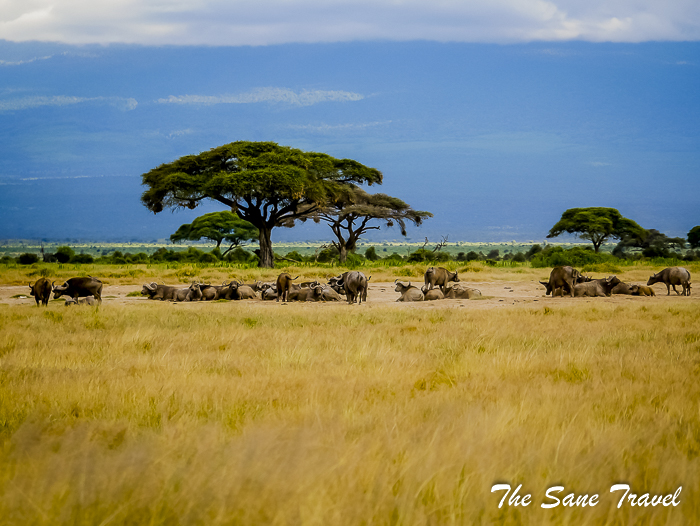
[258,227,274,268]
[338,244,348,264]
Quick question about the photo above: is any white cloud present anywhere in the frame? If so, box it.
[156,88,364,106]
[0,0,699,45]
[0,95,138,111]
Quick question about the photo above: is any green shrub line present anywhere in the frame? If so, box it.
[2,243,698,272]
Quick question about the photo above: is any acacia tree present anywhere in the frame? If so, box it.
[689,226,700,249]
[141,141,382,267]
[170,211,258,257]
[304,185,432,263]
[616,228,686,258]
[547,207,645,253]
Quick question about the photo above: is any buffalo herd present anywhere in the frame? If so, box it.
[25,266,691,307]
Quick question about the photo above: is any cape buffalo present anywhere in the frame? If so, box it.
[53,276,103,304]
[647,267,691,296]
[443,284,482,299]
[611,282,639,295]
[330,271,369,304]
[573,276,621,297]
[540,266,590,297]
[421,285,444,301]
[64,296,96,306]
[424,267,459,292]
[395,280,424,302]
[276,273,299,302]
[29,277,52,306]
[141,282,178,301]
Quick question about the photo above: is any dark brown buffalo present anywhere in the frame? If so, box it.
[141,282,178,301]
[276,273,299,302]
[329,271,369,304]
[424,267,459,292]
[29,277,52,306]
[647,267,691,296]
[611,282,639,295]
[539,266,589,297]
[53,276,103,304]
[573,276,621,297]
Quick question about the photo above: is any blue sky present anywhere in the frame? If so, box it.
[1,1,699,243]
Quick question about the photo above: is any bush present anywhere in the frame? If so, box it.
[199,253,219,264]
[365,246,380,261]
[225,247,255,263]
[315,247,339,263]
[71,253,94,264]
[525,244,543,260]
[512,253,527,263]
[0,256,15,264]
[18,253,39,265]
[407,249,432,262]
[55,246,75,263]
[465,251,480,261]
[283,251,304,263]
[530,246,618,268]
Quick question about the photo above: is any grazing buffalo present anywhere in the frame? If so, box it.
[141,282,178,301]
[424,267,459,292]
[647,267,691,296]
[329,271,369,304]
[276,273,299,302]
[421,285,444,301]
[395,280,424,302]
[443,284,482,299]
[29,277,52,306]
[53,276,103,304]
[573,276,621,298]
[634,285,656,297]
[540,266,590,297]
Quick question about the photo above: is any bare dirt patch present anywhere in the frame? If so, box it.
[2,280,694,310]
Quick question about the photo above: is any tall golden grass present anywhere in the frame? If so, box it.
[1,291,699,524]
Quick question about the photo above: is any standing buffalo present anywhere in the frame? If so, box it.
[53,277,103,304]
[276,273,299,302]
[540,266,590,297]
[424,267,459,293]
[329,271,369,304]
[395,280,424,302]
[29,277,52,306]
[647,267,691,296]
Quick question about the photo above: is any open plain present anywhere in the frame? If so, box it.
[1,263,699,524]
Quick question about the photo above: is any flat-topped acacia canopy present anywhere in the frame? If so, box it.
[141,141,382,267]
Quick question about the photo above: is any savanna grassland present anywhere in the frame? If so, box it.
[1,263,699,525]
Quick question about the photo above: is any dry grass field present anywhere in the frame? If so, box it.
[1,263,699,525]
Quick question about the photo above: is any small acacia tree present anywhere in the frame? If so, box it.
[170,211,258,257]
[547,207,645,253]
[141,141,382,267]
[304,185,432,264]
